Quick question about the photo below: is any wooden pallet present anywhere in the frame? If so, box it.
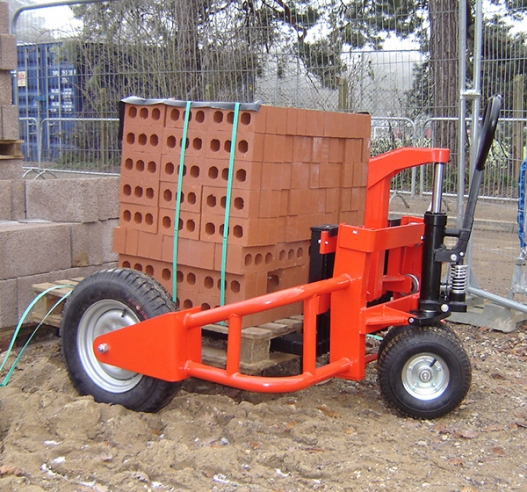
[0,140,24,160]
[31,278,84,328]
[31,280,303,374]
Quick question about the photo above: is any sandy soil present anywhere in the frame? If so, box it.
[0,320,526,492]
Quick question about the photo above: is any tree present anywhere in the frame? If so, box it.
[9,0,52,42]
[67,0,432,114]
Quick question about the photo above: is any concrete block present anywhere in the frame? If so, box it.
[0,3,9,34]
[101,219,119,263]
[71,222,103,267]
[0,159,23,180]
[97,176,119,220]
[0,221,72,279]
[26,178,100,223]
[15,263,117,330]
[0,179,25,220]
[0,179,12,219]
[10,179,25,220]
[0,71,12,105]
[0,33,16,70]
[0,278,19,328]
[1,105,19,140]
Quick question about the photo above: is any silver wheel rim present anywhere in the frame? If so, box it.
[77,299,142,393]
[402,352,450,401]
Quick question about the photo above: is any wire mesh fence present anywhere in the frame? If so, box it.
[9,0,527,199]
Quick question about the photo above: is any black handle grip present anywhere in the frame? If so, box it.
[475,95,501,171]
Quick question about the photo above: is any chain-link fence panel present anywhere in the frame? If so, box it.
[10,0,527,197]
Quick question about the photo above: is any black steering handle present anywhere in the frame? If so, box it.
[475,95,502,171]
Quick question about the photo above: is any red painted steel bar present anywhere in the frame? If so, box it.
[184,358,352,393]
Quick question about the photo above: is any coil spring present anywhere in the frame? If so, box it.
[449,264,469,295]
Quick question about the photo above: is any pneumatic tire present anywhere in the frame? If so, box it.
[60,268,182,412]
[377,325,471,419]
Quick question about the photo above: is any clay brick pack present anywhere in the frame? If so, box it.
[114,98,371,326]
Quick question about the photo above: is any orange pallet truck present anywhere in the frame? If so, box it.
[60,96,501,419]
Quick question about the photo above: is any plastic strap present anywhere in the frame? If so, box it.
[1,285,73,387]
[172,101,192,303]
[517,159,527,249]
[220,103,241,307]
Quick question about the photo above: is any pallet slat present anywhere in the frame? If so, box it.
[0,140,24,159]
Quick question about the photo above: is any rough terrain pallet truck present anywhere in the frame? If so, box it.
[60,96,501,419]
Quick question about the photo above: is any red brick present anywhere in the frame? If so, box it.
[122,127,163,155]
[162,128,206,158]
[214,243,276,274]
[296,108,308,136]
[163,237,216,270]
[325,188,340,214]
[259,189,281,218]
[293,136,312,162]
[342,161,354,186]
[291,162,310,189]
[159,208,201,240]
[309,163,320,189]
[344,113,371,139]
[159,181,202,214]
[261,162,284,190]
[230,161,263,190]
[124,228,139,256]
[351,186,366,211]
[137,230,163,260]
[340,188,352,212]
[160,154,203,184]
[202,186,260,219]
[319,163,342,189]
[119,174,160,207]
[279,189,289,217]
[200,213,260,246]
[288,189,307,216]
[286,108,297,135]
[285,214,312,242]
[121,151,161,180]
[306,109,325,137]
[312,137,330,164]
[329,138,345,163]
[112,226,127,254]
[120,203,159,234]
[164,105,185,129]
[274,106,288,135]
[344,138,364,164]
[353,162,368,187]
[123,103,166,132]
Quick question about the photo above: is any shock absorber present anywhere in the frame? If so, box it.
[449,263,469,305]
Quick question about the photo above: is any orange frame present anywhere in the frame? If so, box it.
[94,147,450,391]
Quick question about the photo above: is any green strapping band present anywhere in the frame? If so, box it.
[0,284,73,387]
[172,100,192,304]
[220,103,241,307]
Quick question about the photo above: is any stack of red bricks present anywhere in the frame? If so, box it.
[113,99,370,326]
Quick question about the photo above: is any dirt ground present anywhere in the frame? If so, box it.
[1,196,527,492]
[0,322,526,492]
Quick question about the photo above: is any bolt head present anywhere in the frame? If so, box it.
[97,343,109,354]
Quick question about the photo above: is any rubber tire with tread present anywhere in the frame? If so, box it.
[60,268,182,412]
[377,325,471,419]
[377,323,457,358]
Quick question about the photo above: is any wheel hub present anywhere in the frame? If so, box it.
[402,353,450,401]
[77,299,143,393]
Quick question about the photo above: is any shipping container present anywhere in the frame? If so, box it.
[17,42,81,162]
